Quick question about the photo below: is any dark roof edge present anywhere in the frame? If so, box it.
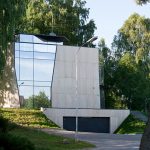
[17,33,69,43]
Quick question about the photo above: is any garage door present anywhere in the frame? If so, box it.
[63,117,110,133]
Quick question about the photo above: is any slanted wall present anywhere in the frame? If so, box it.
[51,45,100,109]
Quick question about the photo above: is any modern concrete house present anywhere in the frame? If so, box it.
[42,39,130,133]
[5,33,129,133]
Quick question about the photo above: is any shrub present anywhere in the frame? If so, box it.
[0,133,35,150]
[0,116,8,133]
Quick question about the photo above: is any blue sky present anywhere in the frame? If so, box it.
[86,0,150,47]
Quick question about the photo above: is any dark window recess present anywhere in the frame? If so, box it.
[63,117,110,133]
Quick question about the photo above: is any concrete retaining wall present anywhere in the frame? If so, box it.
[43,108,130,133]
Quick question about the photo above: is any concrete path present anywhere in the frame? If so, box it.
[41,128,142,150]
[131,111,148,123]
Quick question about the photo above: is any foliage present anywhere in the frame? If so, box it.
[113,13,150,110]
[135,0,150,5]
[102,13,150,110]
[10,127,95,150]
[0,114,35,150]
[1,109,94,150]
[24,91,51,109]
[98,38,123,108]
[18,0,96,46]
[0,108,57,128]
[0,0,27,76]
[114,53,149,110]
[0,133,35,150]
[0,115,9,133]
[115,114,146,134]
[113,13,150,62]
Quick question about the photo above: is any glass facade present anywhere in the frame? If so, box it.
[15,34,61,104]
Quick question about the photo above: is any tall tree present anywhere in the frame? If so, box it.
[98,39,122,108]
[0,1,27,105]
[18,0,96,46]
[112,13,150,110]
[113,13,150,63]
[135,1,150,149]
[0,0,27,76]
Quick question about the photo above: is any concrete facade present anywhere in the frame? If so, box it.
[43,108,130,133]
[52,45,100,109]
[43,45,130,133]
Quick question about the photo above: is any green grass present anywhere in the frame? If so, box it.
[0,108,95,149]
[115,114,146,134]
[9,127,95,150]
[0,108,57,128]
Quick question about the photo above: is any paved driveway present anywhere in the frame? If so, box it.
[41,128,142,150]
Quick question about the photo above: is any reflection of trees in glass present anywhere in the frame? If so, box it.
[24,91,51,109]
[15,34,56,99]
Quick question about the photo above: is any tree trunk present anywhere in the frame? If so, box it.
[140,107,150,150]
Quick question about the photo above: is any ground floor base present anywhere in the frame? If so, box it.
[43,108,130,133]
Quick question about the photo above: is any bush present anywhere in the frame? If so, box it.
[0,116,35,150]
[0,133,35,150]
[115,114,146,134]
[0,115,18,133]
[0,116,8,133]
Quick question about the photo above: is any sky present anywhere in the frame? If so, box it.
[86,0,150,48]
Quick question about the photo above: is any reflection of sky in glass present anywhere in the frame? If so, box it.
[15,34,60,99]
[34,52,55,60]
[20,34,33,43]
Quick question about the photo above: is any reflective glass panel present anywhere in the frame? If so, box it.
[20,34,33,43]
[20,59,33,80]
[34,52,55,60]
[20,43,33,52]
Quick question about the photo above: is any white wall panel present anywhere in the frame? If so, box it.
[52,45,100,109]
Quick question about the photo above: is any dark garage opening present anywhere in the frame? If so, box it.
[63,117,110,133]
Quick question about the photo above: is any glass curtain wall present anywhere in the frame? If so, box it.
[15,34,59,107]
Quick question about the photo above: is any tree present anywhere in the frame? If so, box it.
[115,52,149,110]
[132,2,150,149]
[0,0,27,76]
[17,0,96,46]
[24,91,51,109]
[0,1,27,105]
[111,12,150,149]
[135,0,150,5]
[112,13,150,110]
[98,38,122,108]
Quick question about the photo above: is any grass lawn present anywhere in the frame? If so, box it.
[10,127,95,150]
[0,108,57,128]
[0,108,94,149]
[115,114,146,134]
